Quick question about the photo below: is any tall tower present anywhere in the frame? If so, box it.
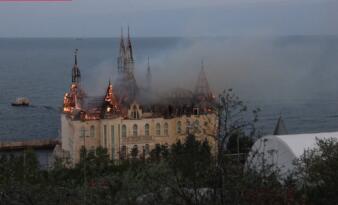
[117,28,126,74]
[72,49,81,84]
[146,57,152,92]
[124,26,135,73]
[63,49,84,113]
[114,27,138,104]
[194,60,213,101]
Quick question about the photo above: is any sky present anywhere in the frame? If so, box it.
[0,0,337,37]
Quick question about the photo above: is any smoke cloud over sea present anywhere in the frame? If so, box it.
[1,37,338,139]
[85,36,338,104]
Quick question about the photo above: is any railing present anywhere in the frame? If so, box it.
[121,136,153,144]
[0,139,60,151]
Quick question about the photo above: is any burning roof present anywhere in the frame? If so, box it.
[62,30,216,121]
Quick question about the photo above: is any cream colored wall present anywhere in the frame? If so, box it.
[61,112,218,163]
[74,120,101,162]
[100,118,123,160]
[101,113,217,159]
[63,119,101,163]
[61,114,74,160]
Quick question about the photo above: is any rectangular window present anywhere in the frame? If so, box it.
[111,125,115,144]
[118,124,120,138]
[104,125,107,148]
[111,125,115,159]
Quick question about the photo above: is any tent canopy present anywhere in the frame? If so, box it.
[246,132,338,176]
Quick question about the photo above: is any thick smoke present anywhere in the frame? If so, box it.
[83,36,338,103]
[137,37,338,102]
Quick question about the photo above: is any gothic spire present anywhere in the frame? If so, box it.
[72,49,81,83]
[146,57,152,91]
[194,60,212,100]
[117,27,126,73]
[126,25,134,62]
[74,48,78,65]
[119,27,125,53]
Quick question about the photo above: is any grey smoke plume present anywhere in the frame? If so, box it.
[138,37,338,102]
[83,36,338,103]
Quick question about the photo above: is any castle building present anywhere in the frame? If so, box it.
[61,29,218,164]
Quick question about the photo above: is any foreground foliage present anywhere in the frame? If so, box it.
[0,134,307,205]
[1,90,335,204]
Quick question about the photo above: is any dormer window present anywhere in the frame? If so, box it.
[193,108,199,115]
[130,104,141,119]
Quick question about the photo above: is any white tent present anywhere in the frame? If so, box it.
[246,132,338,176]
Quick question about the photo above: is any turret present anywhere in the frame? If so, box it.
[104,80,121,115]
[126,26,134,63]
[194,60,213,101]
[117,28,126,74]
[72,49,81,84]
[63,49,84,113]
[124,26,135,74]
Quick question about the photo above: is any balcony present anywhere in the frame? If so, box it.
[121,135,153,144]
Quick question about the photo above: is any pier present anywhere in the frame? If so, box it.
[0,139,60,151]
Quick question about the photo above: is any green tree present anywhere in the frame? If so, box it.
[295,138,338,204]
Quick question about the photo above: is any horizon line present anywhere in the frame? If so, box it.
[0,0,71,2]
[0,34,337,38]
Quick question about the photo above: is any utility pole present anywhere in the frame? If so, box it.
[237,134,240,162]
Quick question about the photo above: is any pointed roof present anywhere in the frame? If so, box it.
[273,115,288,135]
[126,26,134,62]
[105,81,118,104]
[74,48,78,65]
[194,60,212,99]
[104,81,121,114]
[146,57,152,91]
[72,49,81,83]
[119,27,126,56]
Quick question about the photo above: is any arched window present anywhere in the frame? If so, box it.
[80,127,85,138]
[156,123,161,136]
[176,121,181,134]
[164,122,169,136]
[145,123,150,136]
[132,105,139,119]
[90,125,95,138]
[145,144,150,156]
[133,124,138,137]
[122,125,127,138]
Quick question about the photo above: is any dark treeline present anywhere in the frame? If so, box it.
[1,135,338,205]
[1,89,338,204]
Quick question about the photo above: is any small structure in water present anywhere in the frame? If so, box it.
[11,97,30,106]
